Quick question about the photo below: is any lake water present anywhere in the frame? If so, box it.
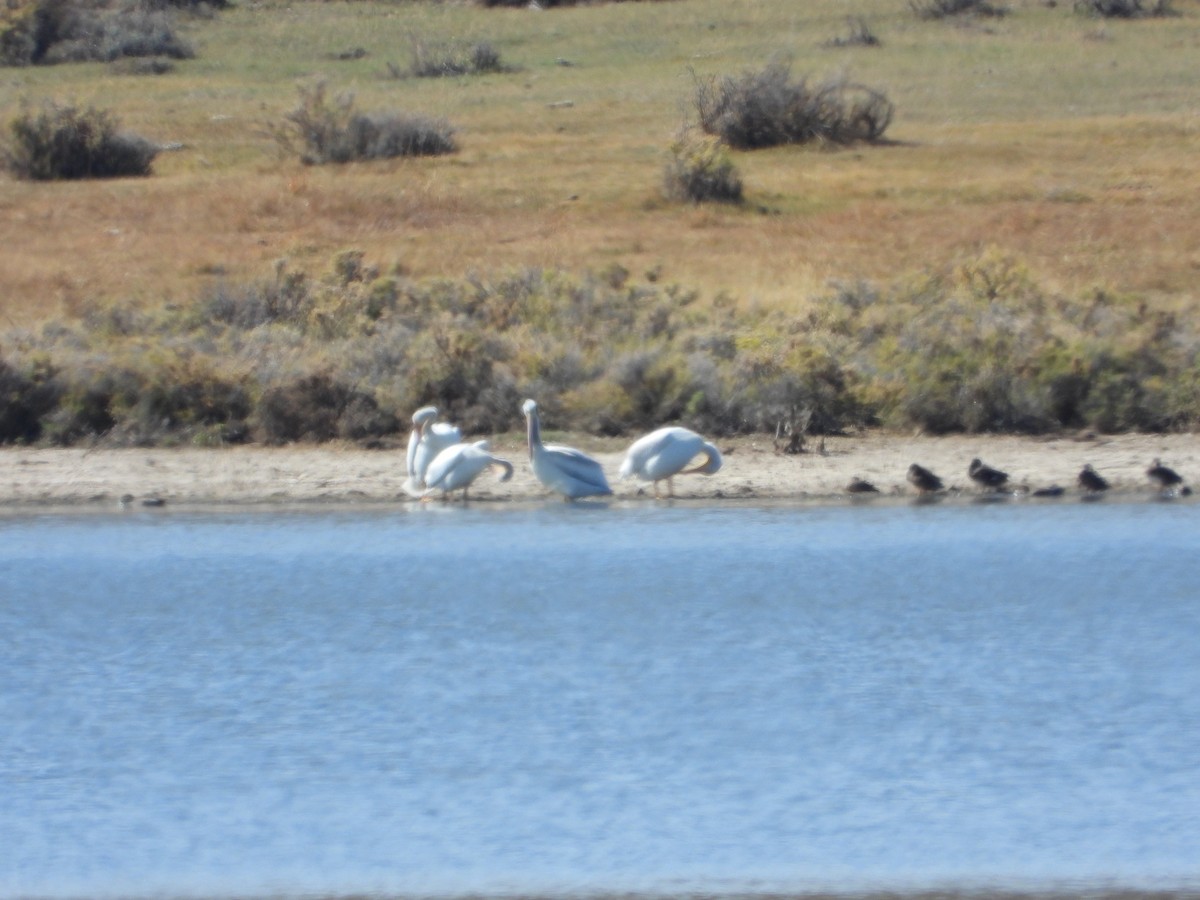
[2,499,1199,899]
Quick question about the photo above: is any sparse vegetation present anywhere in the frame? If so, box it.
[3,99,158,179]
[269,81,457,165]
[692,59,893,149]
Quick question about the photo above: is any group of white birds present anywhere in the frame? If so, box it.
[403,399,723,501]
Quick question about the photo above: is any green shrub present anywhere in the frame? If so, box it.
[693,59,893,150]
[663,129,743,204]
[271,81,457,165]
[4,100,158,180]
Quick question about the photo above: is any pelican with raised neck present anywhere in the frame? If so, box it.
[522,399,612,500]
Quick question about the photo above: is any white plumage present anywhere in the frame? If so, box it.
[522,399,612,500]
[618,426,722,497]
[424,440,514,501]
[404,406,462,497]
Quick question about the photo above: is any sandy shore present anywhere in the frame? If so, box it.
[1,430,1196,510]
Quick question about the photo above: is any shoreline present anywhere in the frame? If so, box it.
[1,430,1195,511]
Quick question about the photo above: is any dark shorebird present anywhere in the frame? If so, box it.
[1077,464,1109,494]
[968,457,1009,491]
[907,463,943,495]
[846,476,880,494]
[1032,485,1066,498]
[1147,458,1184,491]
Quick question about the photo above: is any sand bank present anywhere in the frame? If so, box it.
[1,431,1196,510]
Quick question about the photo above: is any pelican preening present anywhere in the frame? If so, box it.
[423,440,514,501]
[618,426,722,498]
[404,406,462,496]
[522,398,613,500]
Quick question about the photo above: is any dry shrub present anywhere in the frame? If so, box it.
[823,16,881,48]
[397,36,509,78]
[693,59,893,150]
[663,129,743,204]
[271,81,457,165]
[1,0,194,66]
[5,249,1200,445]
[3,99,158,180]
[910,0,1007,18]
[1073,0,1175,16]
[254,372,395,444]
[0,356,59,443]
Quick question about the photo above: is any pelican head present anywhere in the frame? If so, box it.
[522,399,538,417]
[690,444,723,475]
[412,405,439,431]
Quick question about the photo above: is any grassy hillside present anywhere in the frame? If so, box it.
[1,0,1198,443]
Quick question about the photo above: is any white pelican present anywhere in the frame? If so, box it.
[423,440,514,501]
[522,399,612,500]
[618,426,722,498]
[403,406,462,496]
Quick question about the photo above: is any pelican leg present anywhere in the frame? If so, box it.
[667,477,675,498]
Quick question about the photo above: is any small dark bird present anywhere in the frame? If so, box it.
[1032,485,1066,498]
[846,476,879,494]
[907,463,943,495]
[968,457,1009,491]
[1147,458,1184,491]
[1077,464,1109,494]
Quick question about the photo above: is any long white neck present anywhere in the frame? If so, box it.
[526,410,542,459]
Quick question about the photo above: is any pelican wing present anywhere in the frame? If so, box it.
[543,444,612,496]
[424,443,469,491]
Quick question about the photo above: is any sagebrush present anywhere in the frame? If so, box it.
[270,81,457,165]
[3,250,1199,446]
[693,59,893,150]
[3,100,158,179]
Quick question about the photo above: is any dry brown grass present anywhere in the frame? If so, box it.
[2,0,1200,324]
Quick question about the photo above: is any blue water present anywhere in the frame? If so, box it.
[2,500,1199,899]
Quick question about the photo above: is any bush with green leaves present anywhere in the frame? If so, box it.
[271,81,457,165]
[663,129,743,204]
[692,59,893,150]
[3,100,158,180]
